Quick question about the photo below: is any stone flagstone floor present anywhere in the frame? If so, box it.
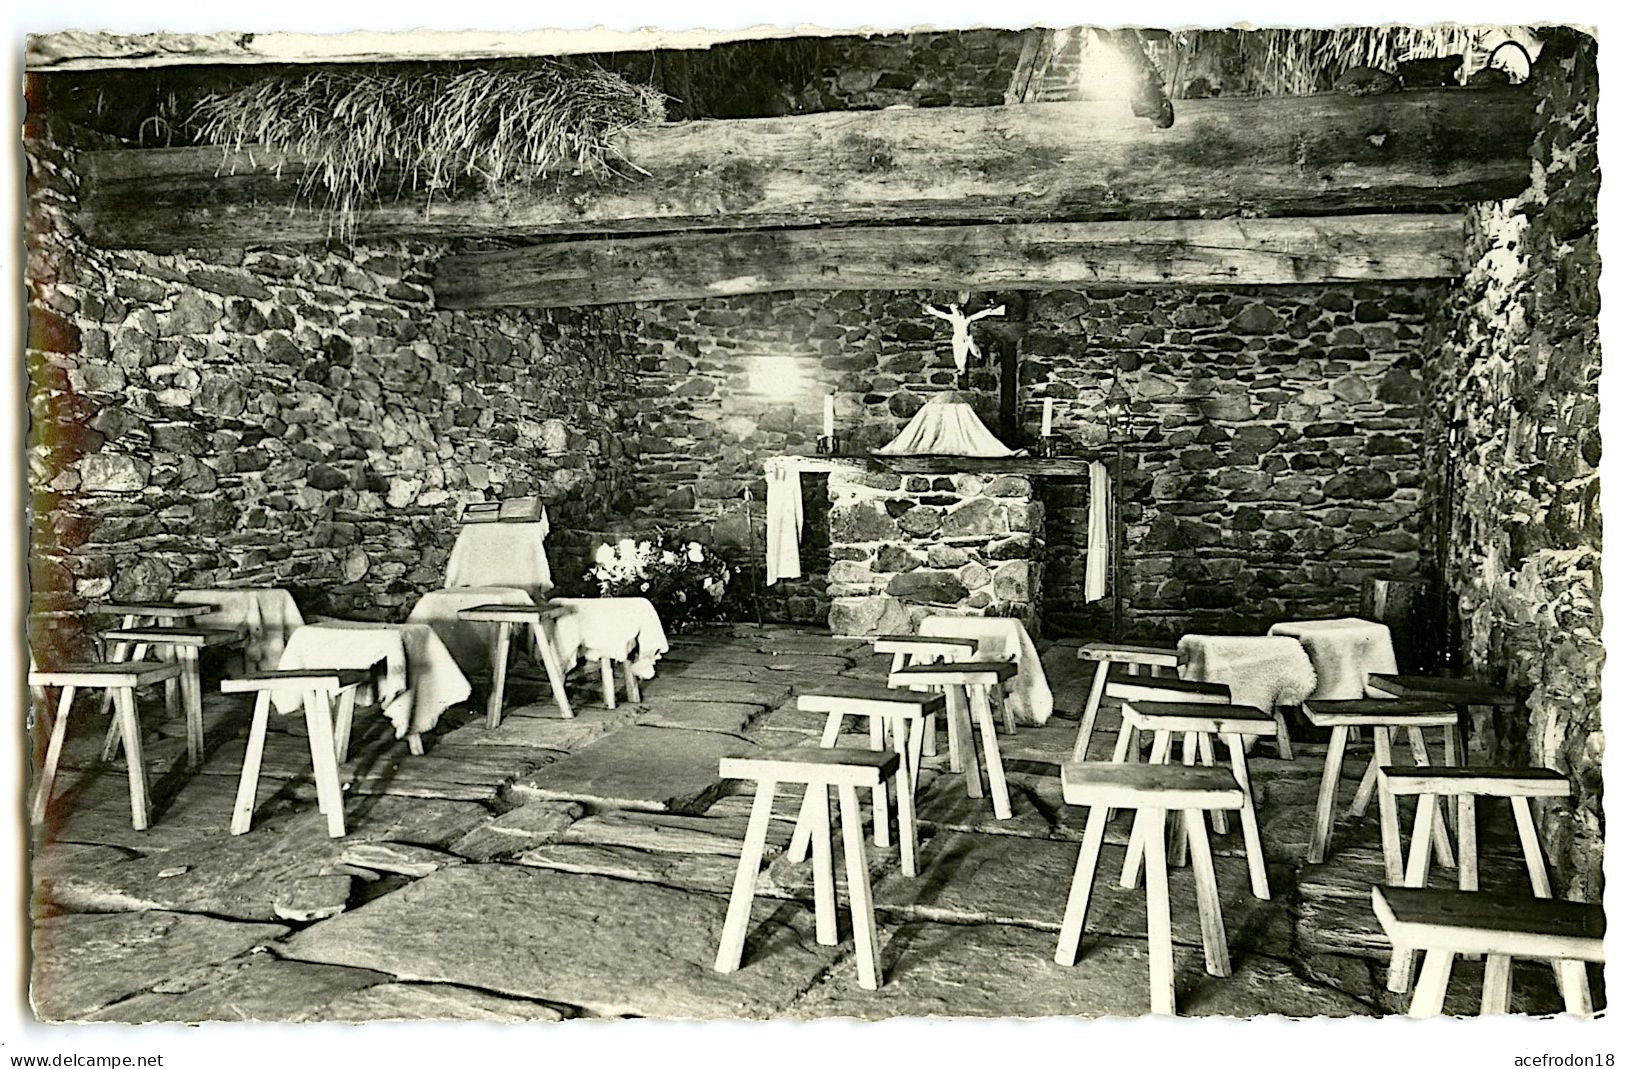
[28,625,1593,1022]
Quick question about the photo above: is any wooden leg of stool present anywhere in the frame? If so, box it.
[837,783,883,991]
[892,719,919,878]
[808,785,838,945]
[1222,733,1270,900]
[1408,950,1454,1018]
[1511,796,1555,897]
[231,691,272,835]
[996,686,1015,734]
[97,617,138,722]
[531,622,574,719]
[945,686,966,773]
[1374,727,1404,885]
[333,687,356,764]
[1350,754,1379,817]
[716,780,776,973]
[1195,732,1227,835]
[303,690,346,838]
[1168,731,1197,869]
[112,686,150,831]
[1074,661,1109,761]
[1309,725,1349,864]
[820,711,844,748]
[922,712,938,758]
[1121,730,1173,889]
[1406,726,1456,867]
[1055,802,1111,967]
[1457,795,1479,891]
[1186,807,1230,978]
[869,716,890,848]
[599,658,616,710]
[787,789,817,865]
[1273,706,1294,761]
[33,686,76,825]
[180,647,204,770]
[970,685,1010,819]
[486,621,512,729]
[954,687,983,801]
[1557,960,1594,1016]
[1480,953,1513,1014]
[623,661,641,703]
[1387,792,1440,993]
[1142,808,1176,1016]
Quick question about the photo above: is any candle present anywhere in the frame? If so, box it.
[1041,398,1054,438]
[824,393,836,438]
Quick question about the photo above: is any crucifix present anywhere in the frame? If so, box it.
[922,302,1006,385]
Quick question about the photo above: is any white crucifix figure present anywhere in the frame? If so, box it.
[923,302,1006,373]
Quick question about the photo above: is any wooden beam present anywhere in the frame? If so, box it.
[74,90,1530,250]
[433,214,1466,309]
[24,27,845,71]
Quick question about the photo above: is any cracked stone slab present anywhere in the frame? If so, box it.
[636,700,764,734]
[436,704,638,752]
[87,952,390,1023]
[510,725,753,812]
[339,841,465,878]
[311,982,568,1022]
[639,676,793,708]
[664,648,853,675]
[446,801,584,862]
[559,810,794,857]
[516,842,740,894]
[281,865,843,1019]
[788,920,1218,1019]
[31,910,288,1021]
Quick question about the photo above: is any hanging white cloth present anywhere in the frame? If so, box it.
[1085,459,1110,602]
[875,391,1021,457]
[765,457,804,585]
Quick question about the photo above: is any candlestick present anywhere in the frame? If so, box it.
[1041,397,1054,438]
[823,393,836,439]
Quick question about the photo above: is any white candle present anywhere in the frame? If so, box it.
[824,393,836,438]
[1041,398,1055,437]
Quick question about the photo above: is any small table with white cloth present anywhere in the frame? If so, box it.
[1267,617,1399,700]
[272,621,471,754]
[547,597,671,707]
[918,615,1052,727]
[1176,634,1317,760]
[174,587,305,672]
[445,514,553,602]
[406,586,535,677]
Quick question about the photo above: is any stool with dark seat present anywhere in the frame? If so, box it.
[223,666,375,838]
[1074,642,1179,759]
[787,687,944,876]
[889,660,1018,819]
[98,626,245,769]
[29,660,183,831]
[1303,698,1459,882]
[715,750,905,990]
[1054,761,1245,1015]
[1372,886,1602,1017]
[456,603,574,725]
[872,634,979,757]
[1366,672,1515,763]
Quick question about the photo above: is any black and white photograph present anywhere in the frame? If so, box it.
[9,2,1614,1054]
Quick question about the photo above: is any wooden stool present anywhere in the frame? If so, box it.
[786,687,944,876]
[1372,886,1602,1017]
[1119,701,1276,900]
[29,661,182,831]
[1381,766,1571,993]
[1074,642,1179,759]
[1097,669,1232,766]
[583,633,642,709]
[1304,698,1459,881]
[1054,762,1245,1015]
[889,660,1017,820]
[715,749,903,990]
[98,626,245,769]
[1367,673,1515,764]
[90,601,211,719]
[872,634,979,757]
[455,603,573,726]
[223,667,374,838]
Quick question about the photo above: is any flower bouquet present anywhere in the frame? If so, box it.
[587,535,733,632]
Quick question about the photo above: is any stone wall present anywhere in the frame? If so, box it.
[625,283,1440,636]
[787,29,1027,111]
[1421,29,1602,897]
[27,136,643,643]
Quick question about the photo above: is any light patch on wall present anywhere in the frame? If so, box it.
[743,354,815,399]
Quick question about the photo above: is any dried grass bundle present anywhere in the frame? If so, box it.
[191,61,666,238]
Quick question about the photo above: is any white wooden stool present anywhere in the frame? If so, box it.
[29,660,182,831]
[715,749,903,990]
[455,603,573,726]
[1054,761,1245,1015]
[1091,668,1232,764]
[889,660,1017,820]
[1303,698,1458,882]
[1372,886,1602,1017]
[1119,701,1276,900]
[223,666,374,838]
[1380,766,1571,993]
[98,626,245,769]
[1074,642,1179,759]
[89,600,211,721]
[583,631,642,709]
[786,687,944,876]
[872,634,979,757]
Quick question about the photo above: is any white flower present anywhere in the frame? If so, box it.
[617,538,637,560]
[686,542,705,564]
[595,543,616,567]
[661,550,678,566]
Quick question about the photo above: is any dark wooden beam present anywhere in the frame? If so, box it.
[433,214,1466,309]
[74,90,1530,250]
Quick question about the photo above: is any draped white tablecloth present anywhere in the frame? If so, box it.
[918,615,1053,725]
[547,597,670,680]
[174,587,304,671]
[405,586,535,677]
[445,515,553,600]
[1177,634,1318,712]
[272,621,470,739]
[1267,617,1399,700]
